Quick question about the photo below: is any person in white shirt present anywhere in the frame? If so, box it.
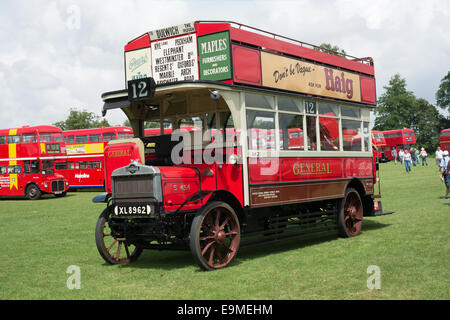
[399,149,405,164]
[436,147,444,166]
[439,150,450,199]
[419,147,428,166]
[404,150,412,173]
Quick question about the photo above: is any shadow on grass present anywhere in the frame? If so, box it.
[115,219,390,271]
[0,193,76,201]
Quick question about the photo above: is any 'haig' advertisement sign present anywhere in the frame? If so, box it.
[261,52,362,103]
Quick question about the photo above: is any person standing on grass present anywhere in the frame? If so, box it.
[392,148,397,164]
[411,148,417,166]
[404,150,412,173]
[439,150,450,199]
[420,147,428,166]
[399,149,405,164]
[436,147,443,167]
[415,148,420,164]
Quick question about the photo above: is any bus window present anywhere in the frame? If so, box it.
[0,136,6,144]
[39,134,51,142]
[52,133,64,142]
[245,93,274,110]
[68,162,75,170]
[279,113,304,150]
[89,134,101,142]
[319,102,338,116]
[118,133,133,140]
[68,136,75,143]
[102,133,116,141]
[7,135,21,144]
[75,135,88,143]
[342,119,362,151]
[22,133,37,143]
[42,160,54,174]
[0,166,6,174]
[306,116,317,151]
[278,96,303,113]
[89,161,101,169]
[79,161,87,169]
[341,106,360,118]
[7,165,22,174]
[246,110,276,150]
[55,162,67,170]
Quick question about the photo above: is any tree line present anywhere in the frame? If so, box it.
[373,72,450,152]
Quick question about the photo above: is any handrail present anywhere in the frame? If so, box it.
[195,20,373,66]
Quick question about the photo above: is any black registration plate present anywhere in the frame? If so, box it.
[114,204,153,216]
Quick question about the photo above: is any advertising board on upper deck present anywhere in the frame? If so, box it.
[123,21,376,106]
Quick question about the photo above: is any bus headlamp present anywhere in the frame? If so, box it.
[228,154,240,165]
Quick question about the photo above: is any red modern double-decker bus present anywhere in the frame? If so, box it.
[440,129,450,152]
[382,128,416,160]
[58,126,133,189]
[94,21,391,270]
[0,125,69,200]
[372,130,388,162]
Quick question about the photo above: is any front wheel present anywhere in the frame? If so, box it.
[337,188,363,237]
[189,201,240,270]
[26,184,41,200]
[95,208,143,264]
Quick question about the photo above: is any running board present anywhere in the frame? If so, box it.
[370,199,395,217]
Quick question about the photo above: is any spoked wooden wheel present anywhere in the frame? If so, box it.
[95,208,143,264]
[338,188,363,237]
[190,201,240,270]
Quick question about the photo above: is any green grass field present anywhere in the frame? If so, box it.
[0,159,448,300]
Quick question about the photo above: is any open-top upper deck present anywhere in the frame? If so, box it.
[121,21,376,107]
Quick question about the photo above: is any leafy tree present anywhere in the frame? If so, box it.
[373,74,416,130]
[412,98,440,151]
[436,71,450,113]
[53,108,110,130]
[317,43,347,57]
[374,74,441,151]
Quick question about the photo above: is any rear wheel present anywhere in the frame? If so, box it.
[338,188,363,237]
[95,208,143,264]
[189,201,240,270]
[26,184,41,200]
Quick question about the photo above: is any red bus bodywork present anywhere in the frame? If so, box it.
[440,129,450,152]
[382,128,416,160]
[372,130,388,162]
[59,126,133,189]
[95,21,389,270]
[0,125,69,199]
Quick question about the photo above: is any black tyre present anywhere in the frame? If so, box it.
[95,208,143,264]
[337,188,363,237]
[189,201,240,271]
[26,184,41,200]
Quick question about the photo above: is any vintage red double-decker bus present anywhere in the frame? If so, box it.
[372,130,388,162]
[57,126,133,189]
[94,21,391,270]
[382,128,416,160]
[0,125,69,200]
[440,129,450,152]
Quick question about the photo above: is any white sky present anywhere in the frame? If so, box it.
[0,0,449,129]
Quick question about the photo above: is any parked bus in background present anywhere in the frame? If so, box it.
[382,128,416,160]
[95,20,391,270]
[57,126,133,189]
[372,130,388,162]
[440,129,450,152]
[0,125,69,200]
